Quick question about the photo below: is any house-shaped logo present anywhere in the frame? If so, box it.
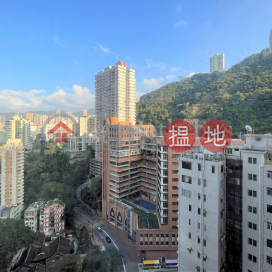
[47,121,75,143]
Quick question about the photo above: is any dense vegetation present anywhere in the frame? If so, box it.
[0,219,36,270]
[82,245,123,272]
[24,134,94,228]
[137,49,272,137]
[81,176,102,211]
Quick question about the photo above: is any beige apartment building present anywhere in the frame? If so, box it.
[79,115,96,136]
[210,53,225,73]
[1,139,24,209]
[5,115,31,146]
[95,61,136,161]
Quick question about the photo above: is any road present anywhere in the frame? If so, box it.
[74,206,139,272]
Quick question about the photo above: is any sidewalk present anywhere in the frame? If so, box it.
[97,215,140,263]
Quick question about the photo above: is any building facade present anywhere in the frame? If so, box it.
[210,53,225,73]
[79,115,96,136]
[5,115,31,146]
[1,139,24,209]
[42,199,65,236]
[95,61,136,161]
[24,202,41,232]
[178,152,226,272]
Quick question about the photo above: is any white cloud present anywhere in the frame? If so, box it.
[97,44,110,53]
[141,77,164,90]
[74,60,79,65]
[166,75,176,80]
[176,4,182,11]
[170,67,182,73]
[125,56,132,60]
[145,59,165,71]
[173,19,188,27]
[0,85,95,113]
[188,72,198,77]
[52,36,62,45]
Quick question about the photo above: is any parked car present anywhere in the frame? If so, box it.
[106,236,111,243]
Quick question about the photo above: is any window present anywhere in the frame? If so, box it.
[172,194,178,197]
[198,193,201,200]
[198,208,201,215]
[198,222,200,229]
[248,238,257,246]
[189,219,191,225]
[172,170,178,174]
[165,241,168,245]
[248,221,257,230]
[248,254,257,263]
[172,233,175,237]
[204,195,206,202]
[172,218,178,221]
[220,210,224,218]
[198,251,200,259]
[156,233,159,237]
[182,161,192,170]
[198,179,201,185]
[198,236,200,243]
[140,233,143,237]
[189,205,191,211]
[267,187,272,195]
[198,164,201,171]
[181,189,191,198]
[253,174,257,181]
[212,166,215,173]
[172,162,178,166]
[248,157,257,164]
[166,233,169,237]
[145,241,148,245]
[267,239,272,248]
[172,186,178,190]
[248,174,252,180]
[172,210,178,213]
[149,241,153,245]
[161,242,164,245]
[172,178,178,182]
[172,202,178,205]
[149,233,153,237]
[172,154,179,158]
[156,241,159,245]
[268,171,272,179]
[188,232,191,239]
[248,205,257,214]
[221,165,224,173]
[203,239,206,247]
[248,190,257,197]
[268,205,272,213]
[267,256,272,265]
[145,233,148,237]
[268,222,272,230]
[182,175,192,184]
[140,241,143,245]
[172,241,175,245]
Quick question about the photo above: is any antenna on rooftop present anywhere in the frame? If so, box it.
[245,125,252,134]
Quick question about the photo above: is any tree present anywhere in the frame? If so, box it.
[0,219,36,270]
[53,254,80,272]
[82,246,123,272]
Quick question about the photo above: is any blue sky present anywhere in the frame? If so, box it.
[0,0,271,113]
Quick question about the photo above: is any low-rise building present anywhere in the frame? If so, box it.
[0,204,22,219]
[24,202,42,232]
[43,198,65,236]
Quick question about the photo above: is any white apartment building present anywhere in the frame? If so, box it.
[210,53,225,73]
[270,29,272,52]
[241,134,272,272]
[1,139,24,209]
[95,61,136,161]
[79,115,96,136]
[178,152,226,272]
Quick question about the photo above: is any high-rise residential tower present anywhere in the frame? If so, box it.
[210,53,225,73]
[269,29,272,52]
[5,115,31,146]
[79,115,96,136]
[95,61,136,161]
[83,109,87,117]
[1,139,24,209]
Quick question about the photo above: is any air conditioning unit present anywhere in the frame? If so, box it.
[203,209,207,216]
[268,172,272,179]
[203,255,207,261]
[227,169,232,173]
[187,246,192,253]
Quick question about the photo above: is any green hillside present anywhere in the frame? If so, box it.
[136,49,272,137]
